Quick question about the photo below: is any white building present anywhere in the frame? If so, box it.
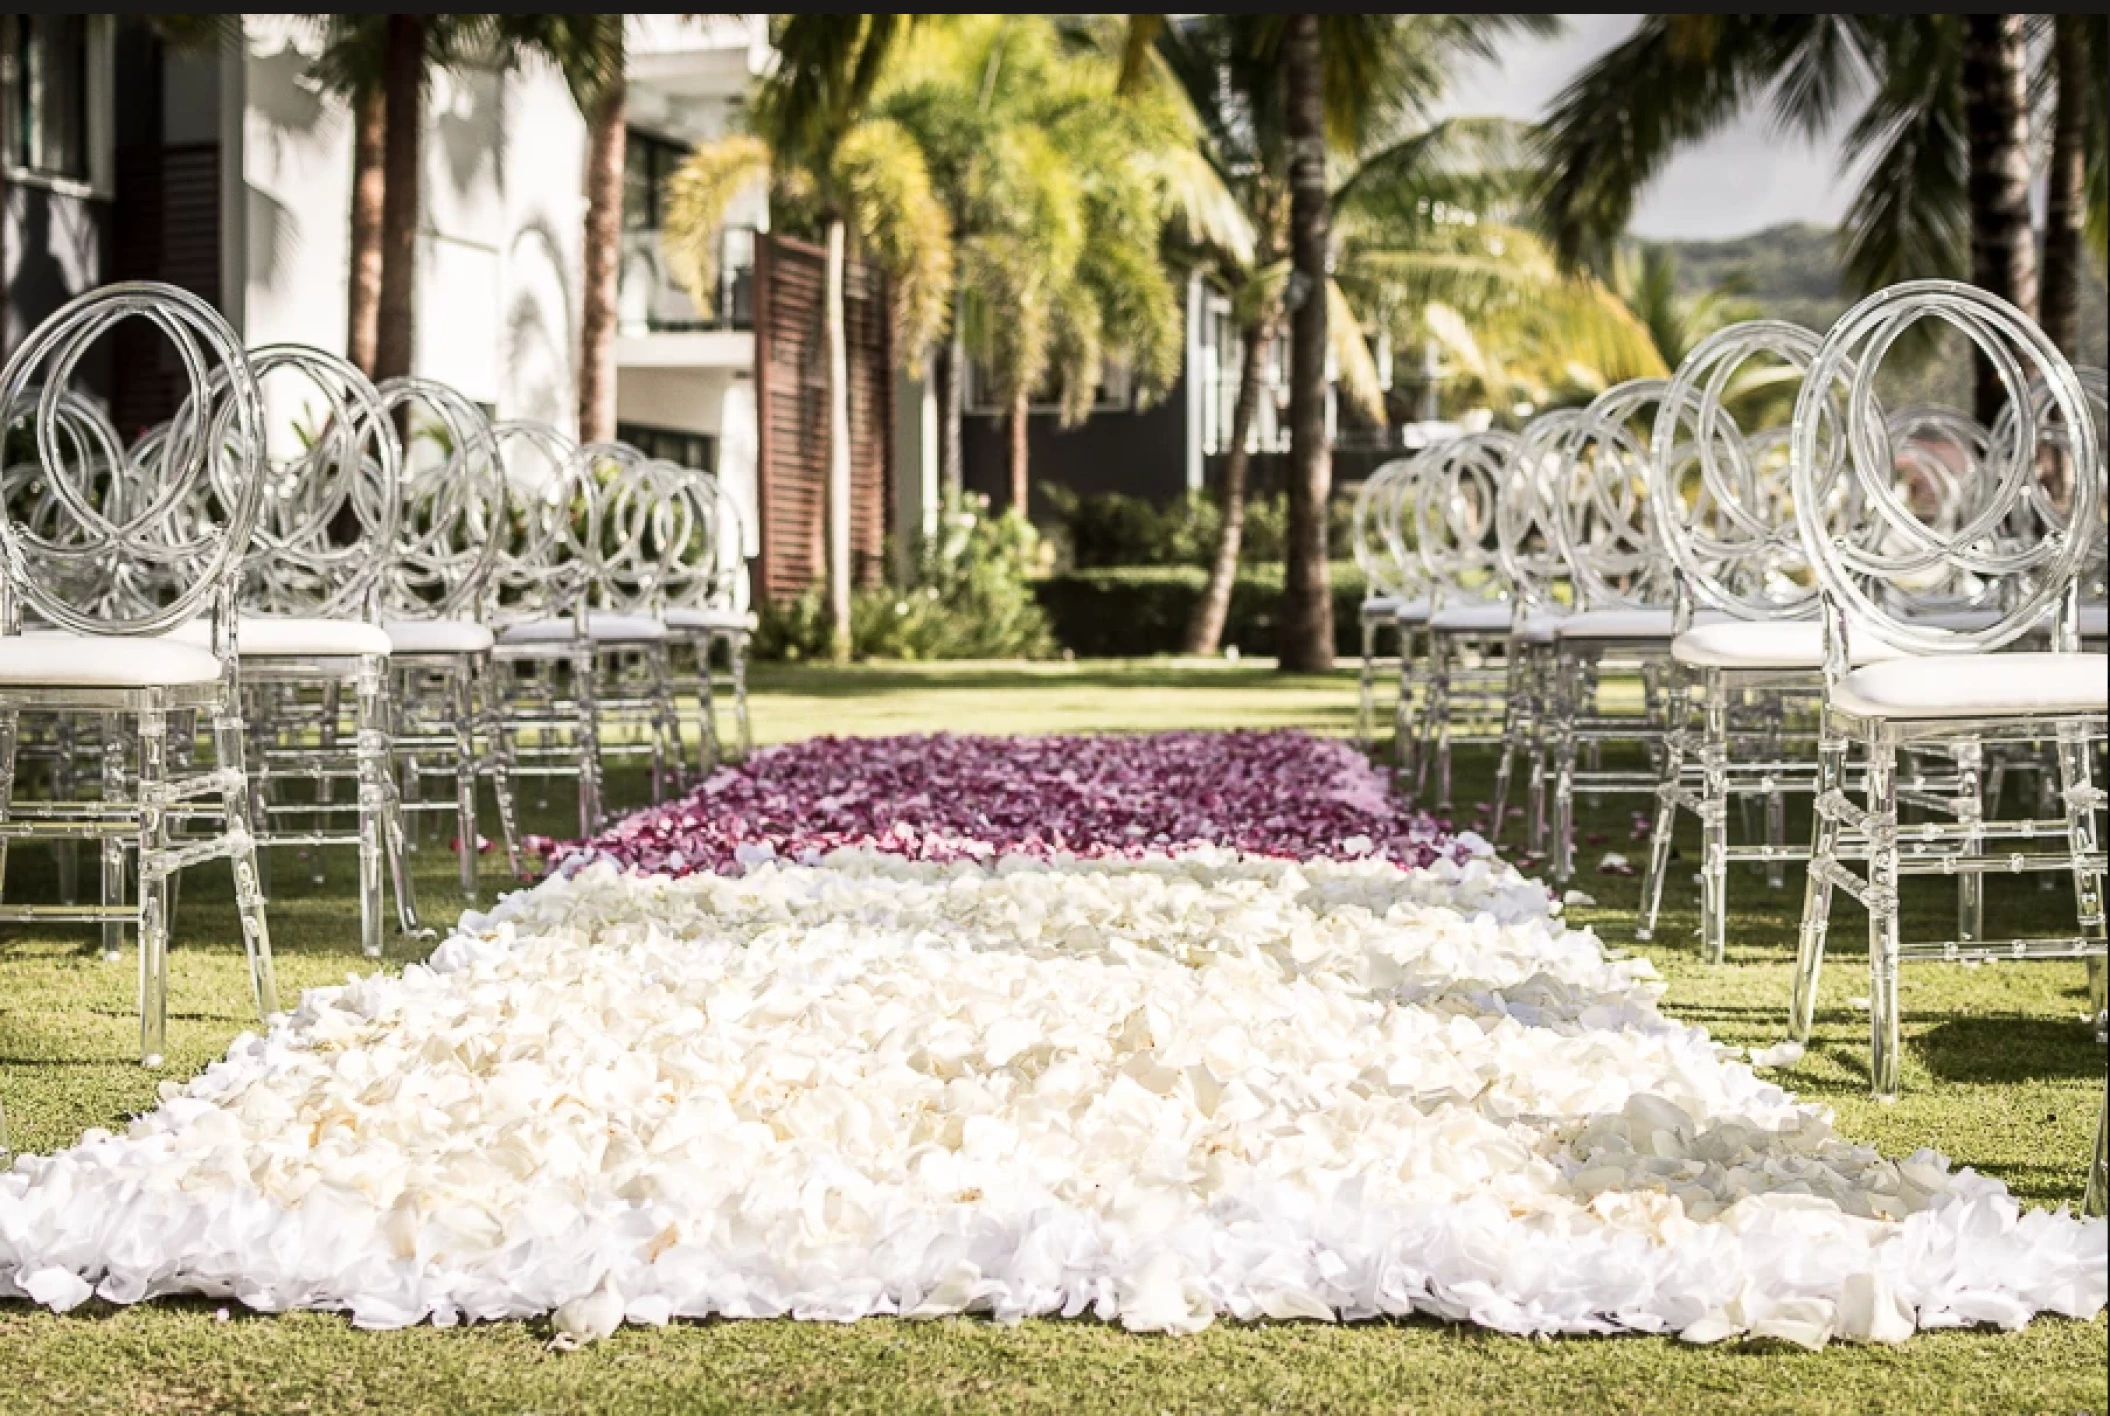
[3,15,765,541]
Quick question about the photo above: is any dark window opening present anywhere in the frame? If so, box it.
[5,15,91,181]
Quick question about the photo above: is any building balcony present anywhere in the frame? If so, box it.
[616,224,755,371]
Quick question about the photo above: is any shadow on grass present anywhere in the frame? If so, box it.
[1915,1016,2109,1084]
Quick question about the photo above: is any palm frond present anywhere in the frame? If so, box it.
[833,117,956,364]
[661,135,773,315]
[1326,280,1386,421]
[1838,17,1968,295]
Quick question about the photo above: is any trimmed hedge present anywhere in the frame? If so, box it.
[1033,563,1371,659]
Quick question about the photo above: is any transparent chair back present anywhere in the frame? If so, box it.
[0,285,265,638]
[1650,320,1827,622]
[1498,410,1589,621]
[1791,281,2101,658]
[1412,431,1517,613]
[1352,459,1421,604]
[377,378,505,622]
[487,419,593,625]
[1543,378,1673,612]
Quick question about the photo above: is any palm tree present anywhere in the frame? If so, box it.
[1132,16,1599,662]
[1611,244,1760,372]
[662,16,951,660]
[497,17,627,442]
[304,17,390,376]
[2039,16,2107,361]
[880,17,1190,520]
[1539,16,2110,420]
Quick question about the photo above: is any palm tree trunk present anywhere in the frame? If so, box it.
[1183,320,1268,657]
[374,14,426,386]
[2041,16,2088,361]
[1007,389,1030,518]
[346,83,386,378]
[1279,14,1334,674]
[824,217,854,661]
[936,330,964,500]
[1962,14,2037,422]
[578,73,627,444]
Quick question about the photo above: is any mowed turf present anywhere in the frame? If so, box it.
[1,659,2103,1416]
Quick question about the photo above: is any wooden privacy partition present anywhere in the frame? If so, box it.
[752,232,892,604]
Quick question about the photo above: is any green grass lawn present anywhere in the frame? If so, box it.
[1,659,2103,1416]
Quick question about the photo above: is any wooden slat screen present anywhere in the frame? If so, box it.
[753,233,891,603]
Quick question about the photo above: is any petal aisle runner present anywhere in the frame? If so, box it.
[1,735,2103,1347]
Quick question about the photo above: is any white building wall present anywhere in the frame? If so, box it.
[237,20,585,429]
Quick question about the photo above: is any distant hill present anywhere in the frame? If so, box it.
[1646,223,2108,406]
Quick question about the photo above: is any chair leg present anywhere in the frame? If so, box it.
[1954,738,1985,950]
[101,713,127,963]
[2086,1081,2108,1219]
[1638,672,1690,944]
[135,711,170,1069]
[1699,684,1731,965]
[1790,728,1847,1048]
[452,664,480,903]
[573,646,605,836]
[729,633,751,759]
[478,657,523,880]
[1866,739,1904,1100]
[2055,722,2107,1032]
[355,658,419,954]
[0,709,15,902]
[314,681,339,882]
[1551,652,1578,883]
[214,711,278,1019]
[694,634,721,779]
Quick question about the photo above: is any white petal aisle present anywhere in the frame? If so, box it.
[1,850,2103,1346]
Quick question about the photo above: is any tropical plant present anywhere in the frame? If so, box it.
[874,16,1192,520]
[1612,243,1761,372]
[663,15,951,661]
[1538,16,2110,417]
[1130,15,1645,660]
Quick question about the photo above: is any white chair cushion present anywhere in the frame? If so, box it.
[0,632,222,688]
[1556,608,1728,642]
[1391,597,1432,625]
[499,613,668,646]
[1428,602,1514,634]
[1672,620,1922,670]
[383,619,497,655]
[1513,616,1565,645]
[1831,652,2109,721]
[1903,607,2004,634]
[663,604,758,633]
[2080,603,2106,643]
[168,615,392,658]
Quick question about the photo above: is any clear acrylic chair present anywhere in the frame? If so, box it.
[1785,280,2107,1100]
[375,377,520,900]
[1490,410,1591,853]
[1539,378,1689,881]
[661,465,756,773]
[485,420,605,837]
[0,282,277,1066]
[1350,461,1426,752]
[162,344,420,958]
[1410,430,1521,809]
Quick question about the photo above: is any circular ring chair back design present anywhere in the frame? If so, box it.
[1351,458,1423,604]
[1791,279,2102,657]
[575,440,663,616]
[0,283,264,639]
[376,376,506,622]
[1542,378,1673,613]
[1650,319,1829,623]
[1411,430,1517,615]
[487,418,593,625]
[143,346,399,624]
[1989,364,2108,606]
[1498,408,1591,622]
[651,460,733,618]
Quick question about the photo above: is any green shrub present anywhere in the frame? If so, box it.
[1041,487,1355,569]
[1033,563,1370,658]
[754,496,1056,662]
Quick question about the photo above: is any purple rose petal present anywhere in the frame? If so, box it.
[561,731,1464,877]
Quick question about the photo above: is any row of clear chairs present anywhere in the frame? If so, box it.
[1355,281,2105,1166]
[0,282,755,1067]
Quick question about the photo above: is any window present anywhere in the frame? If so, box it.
[4,16,90,182]
[617,422,715,472]
[623,129,688,232]
[966,358,1135,417]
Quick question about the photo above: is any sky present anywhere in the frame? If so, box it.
[1438,14,1861,243]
